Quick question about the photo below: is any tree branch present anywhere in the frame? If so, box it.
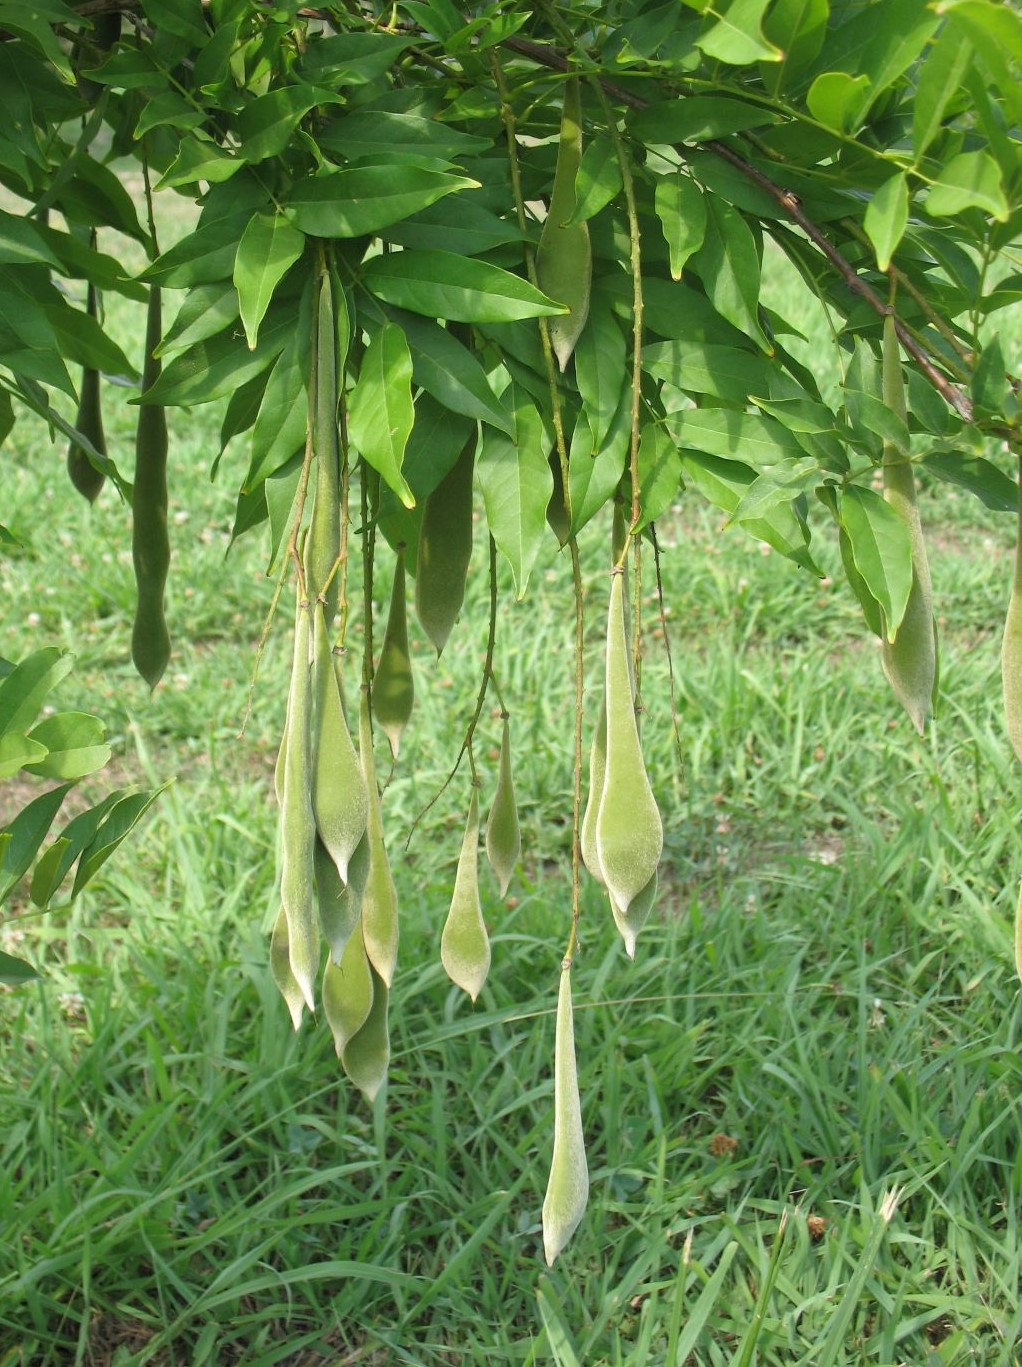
[501,34,975,424]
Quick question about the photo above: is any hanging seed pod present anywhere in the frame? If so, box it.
[536,76,591,372]
[131,284,171,688]
[415,433,475,656]
[323,919,374,1059]
[611,870,657,961]
[312,601,368,885]
[583,506,631,890]
[305,271,345,623]
[358,688,399,986]
[342,962,390,1102]
[315,832,367,964]
[1001,456,1022,764]
[542,963,588,1265]
[580,691,607,887]
[880,315,936,735]
[373,546,414,758]
[595,571,662,918]
[269,905,306,1031]
[442,785,490,1000]
[279,597,319,1012]
[486,716,521,898]
[67,285,107,503]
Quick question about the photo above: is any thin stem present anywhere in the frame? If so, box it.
[405,534,500,845]
[493,43,585,964]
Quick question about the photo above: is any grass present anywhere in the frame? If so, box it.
[1,221,1022,1364]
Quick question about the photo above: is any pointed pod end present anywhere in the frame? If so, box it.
[286,1000,304,1031]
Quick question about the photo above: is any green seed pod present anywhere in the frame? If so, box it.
[305,272,344,623]
[269,905,305,1031]
[67,287,106,503]
[279,598,319,1012]
[323,919,374,1059]
[415,434,475,656]
[1001,460,1022,764]
[131,285,171,689]
[312,601,368,885]
[536,76,591,372]
[442,786,490,1000]
[358,688,399,986]
[373,546,414,758]
[316,831,367,963]
[542,963,588,1266]
[486,716,521,899]
[880,315,936,735]
[580,691,607,887]
[595,571,662,917]
[611,870,657,961]
[342,962,390,1102]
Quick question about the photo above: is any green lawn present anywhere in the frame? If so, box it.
[1,243,1021,1365]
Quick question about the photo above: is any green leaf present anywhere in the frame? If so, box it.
[697,0,782,64]
[158,137,244,190]
[568,397,630,535]
[0,783,73,902]
[296,32,415,85]
[574,294,626,450]
[139,313,291,407]
[348,322,416,508]
[398,313,514,435]
[690,195,771,353]
[637,424,682,530]
[567,137,622,224]
[140,0,207,45]
[0,648,73,737]
[143,213,252,288]
[478,394,553,598]
[245,332,308,490]
[318,110,491,163]
[654,174,707,281]
[381,198,525,255]
[286,168,478,239]
[912,27,974,163]
[0,950,38,985]
[729,456,820,525]
[233,213,305,350]
[926,151,1009,222]
[158,282,240,358]
[922,449,1017,512]
[0,210,62,269]
[840,484,913,636]
[630,97,777,145]
[0,732,48,779]
[236,84,343,165]
[864,172,909,272]
[23,713,111,780]
[682,452,817,569]
[71,785,170,900]
[669,404,808,464]
[643,342,771,403]
[363,250,566,324]
[806,72,871,135]
[762,0,829,92]
[135,91,206,139]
